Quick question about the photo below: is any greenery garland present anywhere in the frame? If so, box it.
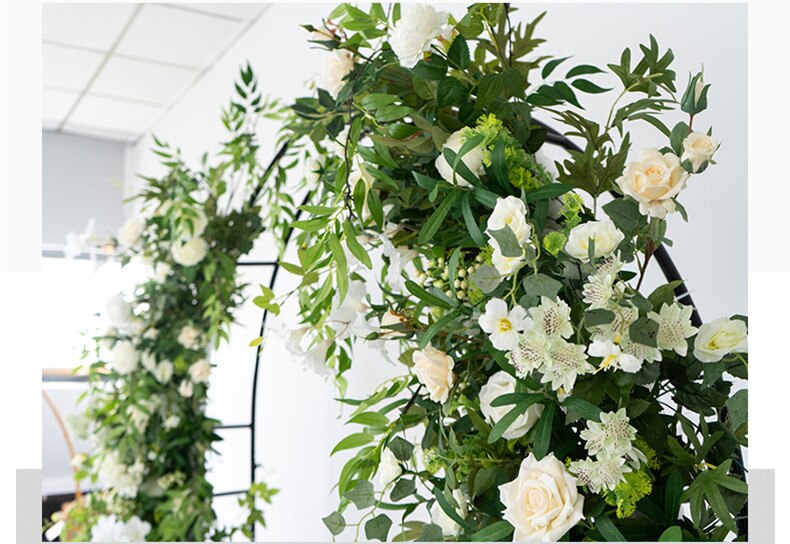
[255,3,748,542]
[60,71,278,542]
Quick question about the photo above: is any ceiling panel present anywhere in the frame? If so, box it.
[43,88,80,129]
[43,3,138,52]
[175,3,266,20]
[116,4,242,67]
[43,44,104,91]
[91,56,198,105]
[67,95,161,137]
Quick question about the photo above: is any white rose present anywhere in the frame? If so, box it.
[177,325,202,350]
[479,371,544,440]
[117,516,151,542]
[178,380,194,398]
[616,148,689,218]
[430,489,468,537]
[378,447,402,486]
[435,129,485,187]
[153,261,172,283]
[321,49,355,98]
[153,360,174,384]
[499,453,585,543]
[412,345,456,404]
[487,196,532,245]
[693,317,747,363]
[681,131,718,173]
[390,4,449,68]
[171,236,207,267]
[111,341,139,375]
[106,293,132,329]
[565,220,625,262]
[491,245,525,276]
[118,215,145,248]
[188,359,212,384]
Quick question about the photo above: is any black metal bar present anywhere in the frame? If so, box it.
[237,260,279,267]
[213,489,247,497]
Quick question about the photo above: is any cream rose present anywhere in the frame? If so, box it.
[479,371,543,440]
[435,129,485,188]
[390,4,449,68]
[565,220,625,262]
[413,345,456,404]
[118,215,145,248]
[321,49,355,98]
[693,317,747,363]
[616,148,689,218]
[111,341,139,375]
[188,359,212,384]
[487,196,532,245]
[177,325,202,350]
[171,237,207,267]
[681,131,718,173]
[499,453,585,543]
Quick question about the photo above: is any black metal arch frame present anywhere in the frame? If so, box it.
[217,120,746,539]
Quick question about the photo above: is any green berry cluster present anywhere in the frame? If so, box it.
[417,253,485,301]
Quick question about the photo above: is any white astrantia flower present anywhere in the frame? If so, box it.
[479,371,544,440]
[430,488,468,537]
[118,215,145,248]
[580,408,637,459]
[153,360,174,384]
[529,296,574,340]
[594,305,638,341]
[321,48,355,98]
[594,253,624,277]
[582,273,617,310]
[177,325,202,350]
[378,447,402,487]
[171,236,207,267]
[499,453,585,542]
[413,345,456,403]
[478,298,531,351]
[541,339,594,392]
[620,333,662,366]
[693,317,748,363]
[506,329,552,378]
[188,359,211,383]
[435,129,485,187]
[487,196,532,245]
[491,243,525,276]
[588,337,642,373]
[390,4,449,68]
[565,220,625,262]
[650,303,698,356]
[111,341,139,375]
[569,456,631,494]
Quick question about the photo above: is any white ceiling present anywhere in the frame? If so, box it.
[42,3,268,143]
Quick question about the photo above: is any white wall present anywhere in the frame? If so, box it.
[125,4,747,540]
[43,131,127,246]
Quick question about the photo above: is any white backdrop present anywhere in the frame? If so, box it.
[124,3,747,540]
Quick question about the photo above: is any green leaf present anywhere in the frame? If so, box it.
[648,281,683,311]
[432,487,472,531]
[669,122,690,156]
[328,233,348,302]
[489,137,508,187]
[419,523,445,542]
[532,402,556,459]
[437,77,466,108]
[390,478,416,502]
[346,411,389,427]
[405,280,454,309]
[522,273,562,301]
[447,35,470,69]
[603,198,644,234]
[470,520,514,542]
[658,526,682,542]
[542,56,571,79]
[524,182,573,202]
[388,436,414,461]
[489,226,522,258]
[420,310,461,350]
[469,264,501,294]
[562,396,602,422]
[344,479,375,509]
[585,308,615,327]
[566,64,605,78]
[322,511,346,536]
[596,515,626,541]
[572,79,611,94]
[331,432,374,456]
[361,93,398,110]
[629,317,660,347]
[342,221,373,269]
[475,73,503,112]
[461,194,486,246]
[418,192,459,244]
[365,514,392,541]
[725,389,747,434]
[664,471,683,524]
[489,399,540,443]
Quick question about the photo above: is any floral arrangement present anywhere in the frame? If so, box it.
[59,70,278,542]
[258,3,748,542]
